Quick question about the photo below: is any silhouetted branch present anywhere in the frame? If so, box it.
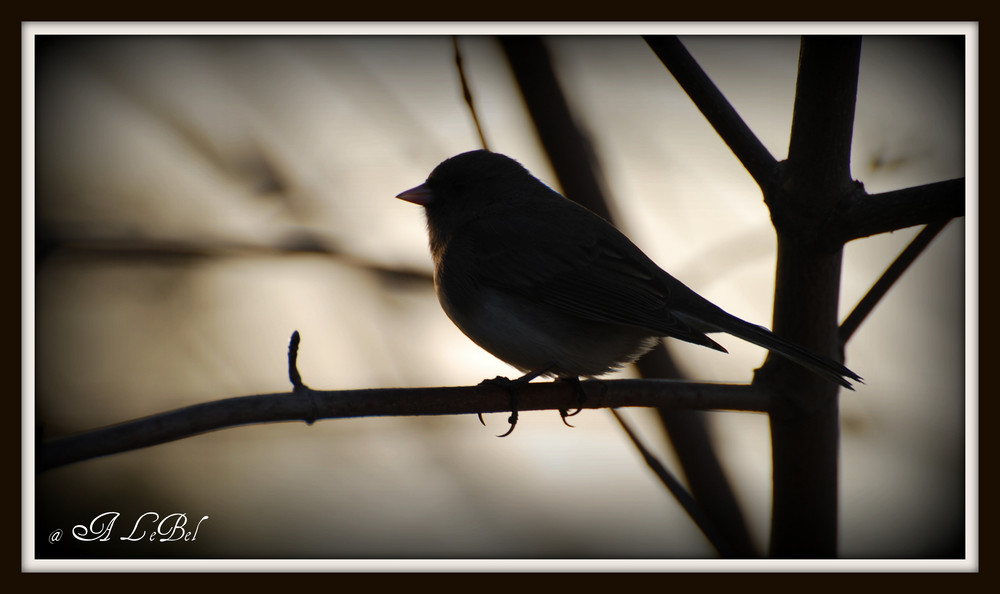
[643,35,778,189]
[503,35,757,557]
[641,349,759,558]
[835,178,965,243]
[611,409,740,558]
[766,36,862,559]
[453,37,490,151]
[39,339,769,472]
[641,34,963,558]
[785,37,862,198]
[840,220,951,344]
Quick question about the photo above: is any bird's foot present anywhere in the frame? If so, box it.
[557,377,587,427]
[477,367,551,437]
[478,375,524,437]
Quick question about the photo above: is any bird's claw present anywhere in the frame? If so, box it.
[478,367,574,437]
[478,375,522,437]
[555,377,589,428]
[496,410,518,437]
[559,407,581,428]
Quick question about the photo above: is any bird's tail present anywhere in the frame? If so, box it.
[695,310,863,390]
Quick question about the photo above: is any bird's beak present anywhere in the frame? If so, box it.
[396,183,434,206]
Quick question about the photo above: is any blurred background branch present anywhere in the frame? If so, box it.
[501,34,759,558]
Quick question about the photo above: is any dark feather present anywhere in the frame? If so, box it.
[459,206,728,353]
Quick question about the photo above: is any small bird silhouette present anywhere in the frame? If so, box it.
[398,150,861,432]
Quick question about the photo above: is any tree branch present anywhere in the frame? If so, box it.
[39,376,769,472]
[835,178,965,243]
[839,220,951,345]
[503,36,758,557]
[765,36,862,559]
[642,349,759,558]
[499,36,614,221]
[611,409,740,558]
[453,36,491,152]
[643,35,779,189]
[785,37,862,199]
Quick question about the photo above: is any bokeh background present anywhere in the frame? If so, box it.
[28,26,971,565]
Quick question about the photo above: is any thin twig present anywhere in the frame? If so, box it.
[638,347,758,557]
[453,36,490,151]
[288,330,308,392]
[840,220,950,345]
[288,330,318,425]
[610,409,736,558]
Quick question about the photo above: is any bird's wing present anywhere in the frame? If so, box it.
[462,215,727,352]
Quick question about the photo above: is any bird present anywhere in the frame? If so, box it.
[397,150,861,430]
